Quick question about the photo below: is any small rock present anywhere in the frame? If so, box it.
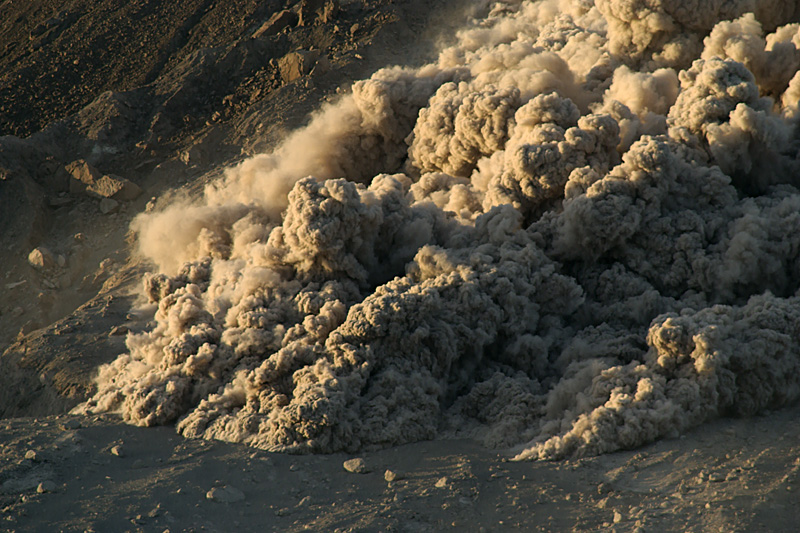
[435,476,449,489]
[110,445,125,457]
[180,145,204,166]
[318,0,339,23]
[298,0,337,26]
[99,198,119,214]
[708,472,725,482]
[37,481,56,493]
[24,450,39,461]
[613,511,623,523]
[19,321,41,337]
[28,247,56,270]
[310,54,330,76]
[350,23,360,34]
[62,418,81,430]
[253,9,298,37]
[343,458,368,474]
[384,469,403,482]
[206,485,245,503]
[110,326,129,336]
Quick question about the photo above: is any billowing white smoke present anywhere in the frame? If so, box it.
[76,0,800,460]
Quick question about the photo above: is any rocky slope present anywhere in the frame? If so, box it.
[2,1,800,531]
[0,0,471,416]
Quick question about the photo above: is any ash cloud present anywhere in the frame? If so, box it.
[76,0,800,460]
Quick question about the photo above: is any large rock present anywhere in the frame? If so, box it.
[28,247,56,270]
[66,159,103,195]
[65,160,141,201]
[86,174,142,201]
[278,50,321,84]
[343,457,369,474]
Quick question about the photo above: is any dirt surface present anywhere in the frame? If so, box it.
[0,0,457,138]
[2,0,800,531]
[1,405,799,532]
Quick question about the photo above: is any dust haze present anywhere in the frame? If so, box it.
[75,0,800,460]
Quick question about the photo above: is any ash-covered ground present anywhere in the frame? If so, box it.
[2,0,800,531]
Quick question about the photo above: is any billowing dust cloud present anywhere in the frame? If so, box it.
[75,0,800,460]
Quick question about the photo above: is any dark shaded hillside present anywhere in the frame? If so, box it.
[0,0,282,136]
[0,0,444,138]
